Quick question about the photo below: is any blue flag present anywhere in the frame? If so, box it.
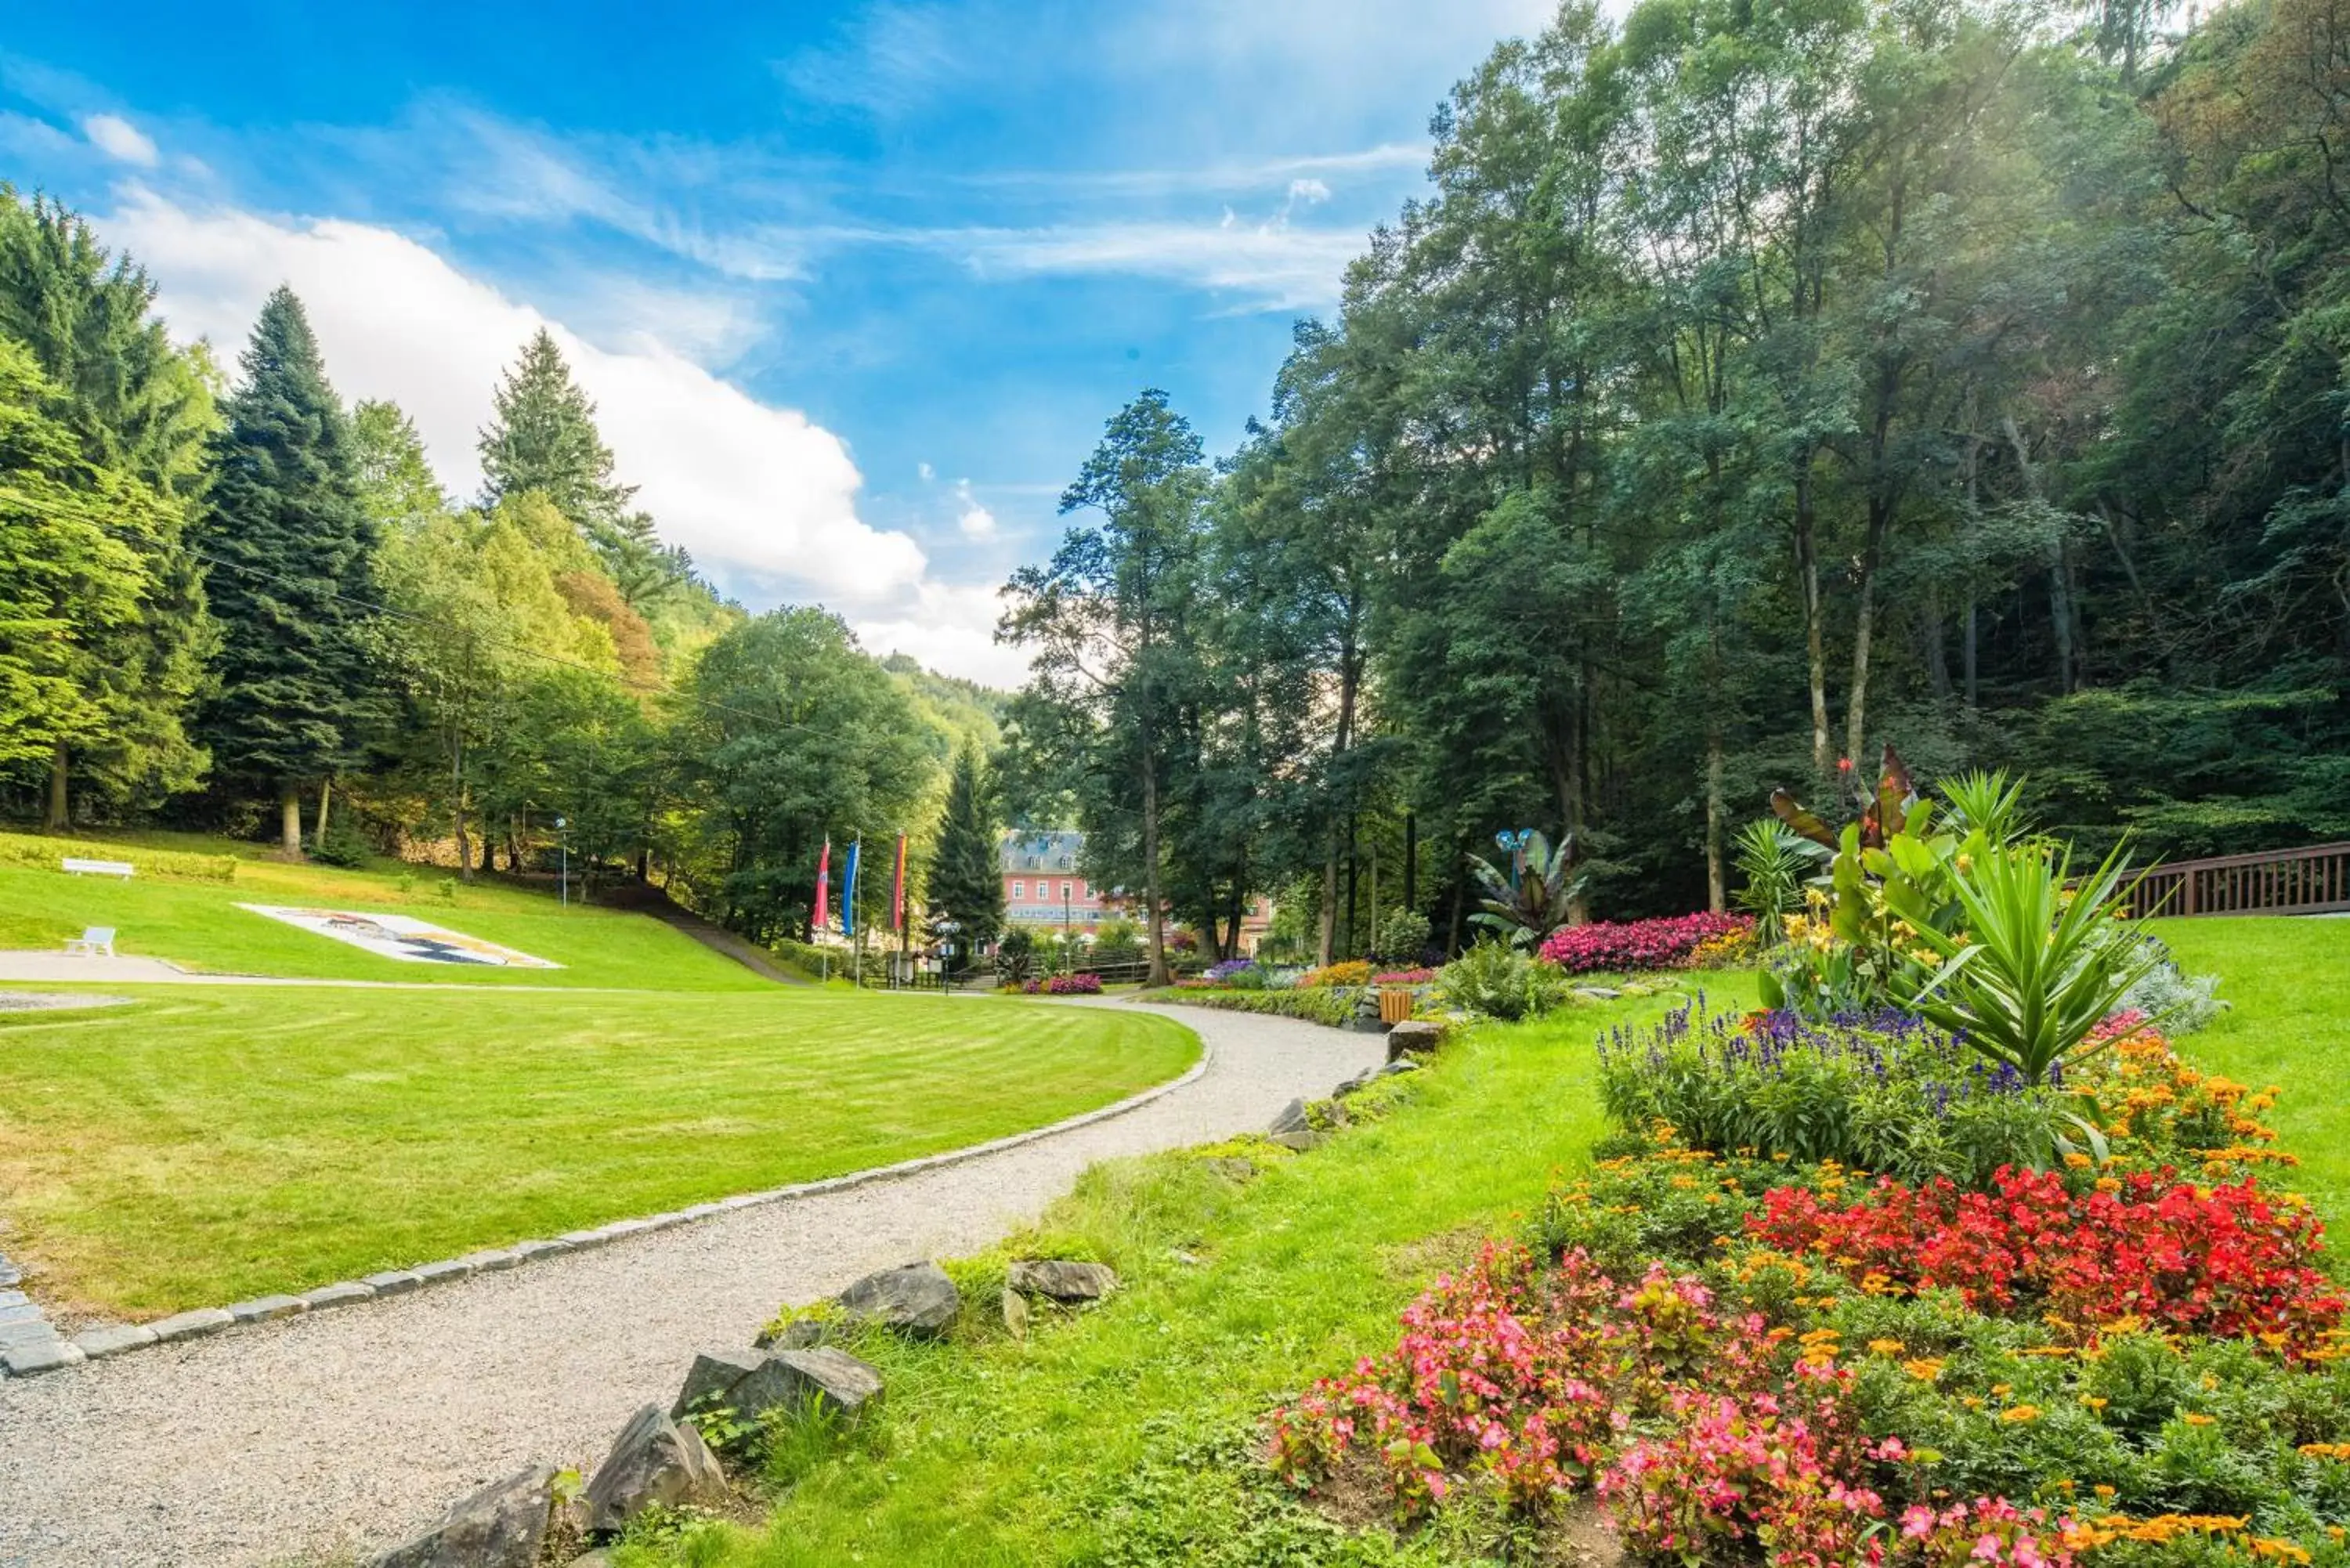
[841,838,860,937]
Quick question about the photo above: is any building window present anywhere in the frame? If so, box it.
[1011,880,1025,898]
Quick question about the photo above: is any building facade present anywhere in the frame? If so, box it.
[998,829,1277,954]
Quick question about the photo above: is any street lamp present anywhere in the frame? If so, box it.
[555,816,569,908]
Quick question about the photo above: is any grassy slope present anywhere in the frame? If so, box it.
[0,987,1196,1317]
[0,855,764,990]
[2152,916,2350,1225]
[613,918,2350,1567]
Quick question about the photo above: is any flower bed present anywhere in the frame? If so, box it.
[1271,974,2350,1562]
[1153,985,1363,1030]
[1539,912,1753,974]
[1017,973,1103,995]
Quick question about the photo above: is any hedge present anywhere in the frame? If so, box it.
[1152,985,1366,1030]
[0,831,238,883]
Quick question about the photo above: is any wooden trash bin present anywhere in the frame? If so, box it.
[1377,987,1416,1024]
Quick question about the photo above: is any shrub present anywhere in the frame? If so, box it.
[1153,986,1361,1029]
[1371,968,1437,986]
[1438,939,1575,1021]
[0,830,237,883]
[1299,960,1372,988]
[1021,973,1103,995]
[1538,912,1753,974]
[1373,907,1433,963]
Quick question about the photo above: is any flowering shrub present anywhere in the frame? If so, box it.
[1372,968,1437,986]
[1540,912,1754,974]
[1686,925,1761,970]
[1201,957,1259,985]
[1300,960,1373,988]
[1747,1165,2345,1353]
[1018,972,1103,995]
[2072,1015,2290,1180]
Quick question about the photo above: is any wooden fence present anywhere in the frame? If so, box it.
[2130,842,2350,918]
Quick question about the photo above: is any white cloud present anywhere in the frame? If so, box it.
[103,186,930,610]
[852,580,1028,688]
[917,460,935,480]
[1286,177,1331,205]
[82,112,157,167]
[953,479,997,540]
[953,218,1365,309]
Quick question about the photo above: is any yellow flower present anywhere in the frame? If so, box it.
[1867,1339,1904,1357]
[2184,1413,2215,1427]
[2081,1395,2109,1410]
[1903,1359,1945,1382]
[2002,1404,2042,1423]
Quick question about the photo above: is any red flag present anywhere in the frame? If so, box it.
[891,833,907,933]
[813,840,831,930]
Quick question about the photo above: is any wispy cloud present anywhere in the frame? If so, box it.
[81,111,157,166]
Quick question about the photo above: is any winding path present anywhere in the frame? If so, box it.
[0,1001,1377,1568]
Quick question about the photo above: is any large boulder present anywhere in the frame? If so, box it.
[580,1404,726,1536]
[1007,1259,1118,1305]
[736,1347,884,1419]
[669,1349,764,1421]
[365,1465,555,1568]
[835,1261,960,1338]
[1267,1098,1309,1135]
[1384,1019,1444,1062]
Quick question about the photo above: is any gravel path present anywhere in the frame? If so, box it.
[0,1000,1376,1568]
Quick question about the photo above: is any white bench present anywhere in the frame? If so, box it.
[62,858,135,880]
[64,927,117,957]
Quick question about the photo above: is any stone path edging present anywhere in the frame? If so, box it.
[0,1042,1213,1380]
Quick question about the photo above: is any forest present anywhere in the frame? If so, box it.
[0,196,999,941]
[998,0,2350,970]
[6,0,2350,969]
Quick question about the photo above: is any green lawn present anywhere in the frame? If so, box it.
[0,858,767,989]
[0,986,1196,1317]
[2151,916,2350,1226]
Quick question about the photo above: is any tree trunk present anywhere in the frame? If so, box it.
[1795,464,1831,781]
[316,778,332,844]
[280,783,304,858]
[1403,812,1417,913]
[1705,726,1727,915]
[1141,760,1170,988]
[45,742,68,832]
[1223,879,1244,960]
[1925,584,1950,702]
[1317,845,1339,967]
[1845,508,1889,771]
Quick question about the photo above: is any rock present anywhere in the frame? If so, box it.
[146,1307,235,1343]
[454,1248,521,1273]
[1007,1260,1118,1304]
[1573,986,1619,1003]
[755,1317,832,1350]
[508,1239,573,1263]
[1270,1129,1325,1153]
[580,1404,726,1536]
[0,1339,82,1376]
[1384,1020,1444,1061]
[301,1281,377,1310]
[734,1347,884,1420]
[409,1259,475,1286]
[72,1324,157,1360]
[1331,1071,1371,1099]
[1002,1288,1029,1339]
[1378,1058,1422,1078]
[364,1464,555,1568]
[1202,1156,1256,1183]
[362,1269,425,1296]
[1267,1098,1309,1135]
[226,1294,306,1324]
[670,1348,765,1420]
[835,1261,960,1338]
[563,1555,614,1568]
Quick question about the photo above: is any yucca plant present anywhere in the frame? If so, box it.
[1939,769,2030,846]
[1731,819,1822,945]
[1884,836,2161,1085]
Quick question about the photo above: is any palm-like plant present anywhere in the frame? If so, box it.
[1940,769,2030,846]
[1732,819,1821,944]
[1885,836,2161,1084]
[1466,831,1585,948]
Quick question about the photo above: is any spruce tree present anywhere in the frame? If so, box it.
[197,286,382,854]
[478,328,636,543]
[930,746,1006,959]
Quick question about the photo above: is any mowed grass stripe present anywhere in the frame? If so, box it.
[0,987,1196,1317]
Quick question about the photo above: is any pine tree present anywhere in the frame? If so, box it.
[930,745,1006,959]
[197,286,383,854]
[478,329,636,543]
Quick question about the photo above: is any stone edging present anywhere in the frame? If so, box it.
[0,1032,1213,1379]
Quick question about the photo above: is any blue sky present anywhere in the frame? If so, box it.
[1,0,1549,683]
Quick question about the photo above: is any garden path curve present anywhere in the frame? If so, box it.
[0,999,1378,1568]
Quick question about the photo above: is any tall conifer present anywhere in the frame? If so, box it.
[197,286,381,854]
[930,746,1006,957]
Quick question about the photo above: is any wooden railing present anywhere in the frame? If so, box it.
[2129,842,2350,918]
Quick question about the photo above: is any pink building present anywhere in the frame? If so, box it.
[1000,830,1110,930]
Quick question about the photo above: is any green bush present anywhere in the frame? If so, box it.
[1154,986,1363,1029]
[1437,938,1575,1021]
[0,830,237,883]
